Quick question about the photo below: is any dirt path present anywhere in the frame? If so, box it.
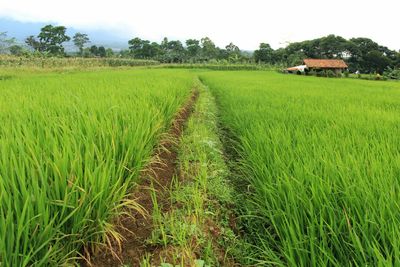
[87,89,199,267]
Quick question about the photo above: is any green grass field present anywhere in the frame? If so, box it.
[1,67,400,266]
[0,69,194,266]
[200,71,400,266]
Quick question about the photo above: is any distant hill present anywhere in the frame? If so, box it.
[0,17,128,51]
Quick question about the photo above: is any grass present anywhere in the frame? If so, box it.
[0,68,194,266]
[2,66,400,266]
[200,71,400,266]
[143,80,239,266]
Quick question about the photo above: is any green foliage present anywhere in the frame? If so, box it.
[186,39,201,58]
[254,43,274,63]
[25,35,41,51]
[308,70,317,76]
[24,25,70,56]
[97,46,106,57]
[0,32,16,54]
[326,69,336,77]
[9,45,25,56]
[0,68,194,266]
[201,71,400,266]
[72,32,90,56]
[384,67,400,80]
[37,25,71,56]
[280,35,398,73]
[160,63,274,71]
[200,37,218,60]
[146,80,239,266]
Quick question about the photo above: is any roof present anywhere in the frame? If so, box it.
[303,59,348,69]
[286,65,307,71]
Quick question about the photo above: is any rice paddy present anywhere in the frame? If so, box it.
[0,69,194,266]
[1,67,400,266]
[200,71,400,266]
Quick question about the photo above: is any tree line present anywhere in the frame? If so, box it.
[1,24,399,74]
[255,35,400,73]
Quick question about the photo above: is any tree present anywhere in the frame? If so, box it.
[363,50,391,74]
[106,48,114,57]
[37,24,70,55]
[9,45,24,56]
[165,40,185,62]
[149,42,161,59]
[225,42,241,62]
[201,37,218,60]
[186,39,201,59]
[318,35,349,58]
[0,32,16,54]
[73,33,90,56]
[25,35,41,52]
[395,51,400,68]
[128,37,160,59]
[272,48,288,65]
[254,43,274,63]
[98,46,106,57]
[90,45,98,56]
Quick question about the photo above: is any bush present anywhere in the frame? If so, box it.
[344,70,349,78]
[384,67,400,80]
[307,70,317,76]
[326,70,336,78]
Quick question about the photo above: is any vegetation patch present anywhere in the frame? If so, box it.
[200,70,400,266]
[0,74,12,80]
[88,86,199,267]
[0,69,194,266]
[140,80,241,266]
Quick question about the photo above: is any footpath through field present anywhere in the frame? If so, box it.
[88,79,241,266]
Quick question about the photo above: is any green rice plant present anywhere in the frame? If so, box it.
[0,68,194,266]
[200,71,400,266]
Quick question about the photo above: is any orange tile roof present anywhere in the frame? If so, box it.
[303,59,348,69]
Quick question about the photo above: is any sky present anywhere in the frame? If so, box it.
[0,0,399,51]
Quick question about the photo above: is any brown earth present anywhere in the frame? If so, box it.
[85,89,199,267]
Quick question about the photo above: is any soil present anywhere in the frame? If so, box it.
[85,89,199,267]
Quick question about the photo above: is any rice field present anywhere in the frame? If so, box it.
[200,71,400,266]
[0,69,194,266]
[2,67,400,266]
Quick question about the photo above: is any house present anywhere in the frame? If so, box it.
[286,59,348,75]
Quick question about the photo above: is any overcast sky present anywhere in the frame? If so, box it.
[0,0,399,50]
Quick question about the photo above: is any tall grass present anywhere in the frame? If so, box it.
[0,69,193,266]
[200,71,400,266]
[0,55,159,68]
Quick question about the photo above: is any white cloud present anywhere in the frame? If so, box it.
[0,0,399,50]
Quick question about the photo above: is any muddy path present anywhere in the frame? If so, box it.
[87,89,199,267]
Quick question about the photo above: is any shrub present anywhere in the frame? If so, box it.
[384,67,400,80]
[307,70,317,76]
[326,70,336,78]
